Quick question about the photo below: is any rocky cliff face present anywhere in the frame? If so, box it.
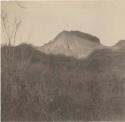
[37,30,104,58]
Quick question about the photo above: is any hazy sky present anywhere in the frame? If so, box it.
[2,0,125,46]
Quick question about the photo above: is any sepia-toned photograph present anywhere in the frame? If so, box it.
[1,0,125,121]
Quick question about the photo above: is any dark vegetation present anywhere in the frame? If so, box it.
[1,44,125,121]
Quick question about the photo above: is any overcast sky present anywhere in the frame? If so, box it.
[2,1,125,46]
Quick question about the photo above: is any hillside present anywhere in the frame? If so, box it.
[1,43,125,121]
[37,31,104,58]
[112,40,125,51]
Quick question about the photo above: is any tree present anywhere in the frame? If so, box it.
[1,11,22,46]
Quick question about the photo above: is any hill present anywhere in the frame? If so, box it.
[112,40,125,51]
[37,31,104,58]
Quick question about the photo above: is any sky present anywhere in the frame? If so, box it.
[1,0,125,46]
